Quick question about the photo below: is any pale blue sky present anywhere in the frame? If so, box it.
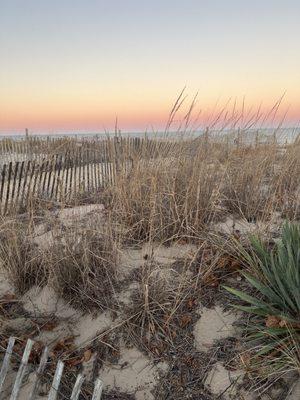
[0,0,299,131]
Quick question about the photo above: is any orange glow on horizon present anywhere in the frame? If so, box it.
[0,94,299,133]
[1,1,300,133]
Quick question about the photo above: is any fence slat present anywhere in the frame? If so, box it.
[54,155,63,201]
[82,148,86,192]
[36,159,45,198]
[20,160,30,208]
[73,150,78,197]
[103,142,108,186]
[78,148,83,192]
[0,337,15,394]
[26,161,36,205]
[91,378,103,400]
[50,155,58,199]
[10,339,34,400]
[15,160,24,208]
[64,152,70,200]
[68,153,74,201]
[42,160,50,195]
[10,161,19,212]
[0,164,7,213]
[70,374,85,400]
[47,360,64,400]
[86,149,90,191]
[28,346,49,400]
[46,157,54,199]
[4,162,13,215]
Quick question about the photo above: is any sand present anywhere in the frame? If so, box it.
[204,362,244,399]
[22,285,113,348]
[119,242,197,277]
[193,306,240,352]
[99,346,168,400]
[0,206,294,399]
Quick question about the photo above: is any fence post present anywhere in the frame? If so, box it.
[4,162,12,215]
[15,161,25,209]
[10,161,20,212]
[0,164,6,214]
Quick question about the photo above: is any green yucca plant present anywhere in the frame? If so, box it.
[225,222,300,379]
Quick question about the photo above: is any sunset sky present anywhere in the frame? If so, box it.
[0,0,300,133]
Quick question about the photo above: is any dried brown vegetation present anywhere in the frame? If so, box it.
[0,220,46,294]
[107,135,300,245]
[0,130,300,398]
[45,224,119,311]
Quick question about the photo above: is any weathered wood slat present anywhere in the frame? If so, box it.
[31,161,40,200]
[0,164,7,212]
[28,346,49,400]
[26,161,36,205]
[0,337,15,394]
[20,160,30,207]
[10,338,34,400]
[42,160,50,195]
[68,153,74,201]
[103,143,108,186]
[82,148,86,192]
[4,162,13,214]
[10,161,19,212]
[73,150,78,196]
[47,360,64,400]
[64,152,70,200]
[37,159,46,197]
[54,155,63,201]
[70,374,85,400]
[46,156,54,198]
[78,148,83,192]
[87,149,90,191]
[50,155,58,199]
[91,378,103,400]
[15,160,24,208]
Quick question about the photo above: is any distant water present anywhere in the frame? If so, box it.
[0,127,299,144]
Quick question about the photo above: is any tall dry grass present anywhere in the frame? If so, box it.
[44,223,119,311]
[108,151,224,243]
[0,219,46,294]
[0,212,119,311]
[1,133,299,299]
[106,134,300,244]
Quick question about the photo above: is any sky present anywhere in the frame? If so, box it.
[0,0,300,133]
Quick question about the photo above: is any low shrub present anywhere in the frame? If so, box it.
[225,222,300,381]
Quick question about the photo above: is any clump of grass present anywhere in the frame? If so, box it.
[108,145,225,244]
[45,223,119,311]
[124,263,190,354]
[223,147,276,222]
[0,220,47,294]
[273,142,300,221]
[106,134,300,246]
[225,222,300,382]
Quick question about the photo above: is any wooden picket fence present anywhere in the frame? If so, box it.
[0,154,119,215]
[0,135,179,166]
[0,337,103,399]
[0,137,135,215]
[0,136,185,215]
